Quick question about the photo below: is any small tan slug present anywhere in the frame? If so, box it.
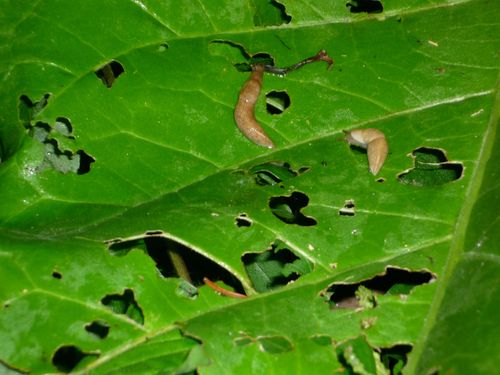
[234,64,275,149]
[344,128,388,175]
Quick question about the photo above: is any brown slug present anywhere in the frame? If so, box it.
[234,64,275,148]
[344,128,388,175]
[234,50,334,148]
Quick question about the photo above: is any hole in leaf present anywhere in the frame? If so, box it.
[76,150,95,174]
[250,161,309,186]
[380,344,413,375]
[101,289,144,325]
[52,345,99,373]
[251,52,274,65]
[234,333,254,347]
[376,177,385,183]
[323,266,435,309]
[41,138,95,175]
[397,147,463,186]
[269,191,317,226]
[18,93,51,128]
[85,320,110,339]
[107,238,144,256]
[242,240,313,292]
[252,0,292,26]
[412,147,448,163]
[266,90,291,115]
[95,60,124,88]
[235,52,275,72]
[209,39,249,57]
[158,42,169,52]
[257,335,293,354]
[335,336,380,375]
[236,213,252,227]
[346,0,384,13]
[339,199,355,216]
[310,334,333,346]
[54,117,74,138]
[209,40,254,71]
[108,236,246,296]
[52,271,62,279]
[44,139,81,173]
[31,122,51,143]
[145,230,164,236]
[18,98,95,175]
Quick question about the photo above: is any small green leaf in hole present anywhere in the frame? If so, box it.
[310,334,333,346]
[242,240,312,292]
[380,344,413,375]
[251,161,309,186]
[176,279,199,299]
[266,90,291,115]
[234,333,255,347]
[101,289,144,325]
[269,191,317,226]
[355,285,377,309]
[257,335,294,354]
[335,336,381,375]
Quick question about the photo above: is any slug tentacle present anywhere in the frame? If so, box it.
[234,64,275,148]
[344,128,388,175]
[263,49,334,76]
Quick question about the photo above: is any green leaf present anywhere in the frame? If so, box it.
[406,82,500,375]
[0,0,499,373]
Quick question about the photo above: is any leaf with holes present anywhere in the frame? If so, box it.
[0,0,499,374]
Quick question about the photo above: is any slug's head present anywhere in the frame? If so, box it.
[234,54,274,72]
[343,129,368,149]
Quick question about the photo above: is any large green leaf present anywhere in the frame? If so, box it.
[0,0,498,373]
[407,83,500,375]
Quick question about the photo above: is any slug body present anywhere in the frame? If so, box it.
[344,128,388,175]
[234,64,275,148]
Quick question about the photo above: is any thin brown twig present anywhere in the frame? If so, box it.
[203,277,248,299]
